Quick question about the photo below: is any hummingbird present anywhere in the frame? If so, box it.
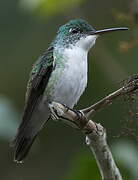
[12,19,128,162]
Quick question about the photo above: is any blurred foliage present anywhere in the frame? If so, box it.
[64,141,138,180]
[112,10,136,26]
[19,0,85,16]
[113,140,138,180]
[120,75,138,140]
[0,96,18,139]
[0,0,138,179]
[112,7,138,52]
[65,153,100,180]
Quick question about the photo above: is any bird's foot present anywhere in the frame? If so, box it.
[53,103,85,121]
[57,104,84,129]
[49,102,86,129]
[71,109,85,120]
[49,103,61,121]
[48,102,70,121]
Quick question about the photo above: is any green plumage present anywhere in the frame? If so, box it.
[13,46,54,162]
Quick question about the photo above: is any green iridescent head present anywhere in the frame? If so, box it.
[53,19,128,49]
[54,19,95,48]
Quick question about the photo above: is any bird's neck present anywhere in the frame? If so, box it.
[53,44,88,71]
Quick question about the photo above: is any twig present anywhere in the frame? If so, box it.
[82,76,138,117]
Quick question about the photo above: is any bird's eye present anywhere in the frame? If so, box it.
[69,28,81,34]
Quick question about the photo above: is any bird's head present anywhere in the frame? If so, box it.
[54,19,128,51]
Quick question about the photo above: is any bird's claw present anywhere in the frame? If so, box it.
[49,103,85,125]
[60,104,85,120]
[49,103,60,121]
[72,109,85,120]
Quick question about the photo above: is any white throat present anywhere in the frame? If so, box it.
[75,35,97,51]
[62,35,97,65]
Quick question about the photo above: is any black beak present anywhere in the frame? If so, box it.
[88,27,129,35]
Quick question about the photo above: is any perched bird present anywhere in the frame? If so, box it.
[12,19,128,162]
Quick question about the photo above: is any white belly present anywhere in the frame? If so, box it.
[51,47,88,108]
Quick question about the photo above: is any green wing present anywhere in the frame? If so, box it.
[23,46,54,124]
[13,46,54,162]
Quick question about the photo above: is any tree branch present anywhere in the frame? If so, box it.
[50,102,122,180]
[49,75,138,180]
[82,75,138,117]
[86,123,122,180]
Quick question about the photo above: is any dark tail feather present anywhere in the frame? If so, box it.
[12,132,37,163]
[11,102,50,163]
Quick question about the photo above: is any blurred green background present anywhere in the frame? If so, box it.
[0,0,138,179]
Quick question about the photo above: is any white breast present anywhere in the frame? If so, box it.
[50,35,97,108]
[52,47,88,108]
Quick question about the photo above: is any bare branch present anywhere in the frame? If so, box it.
[49,75,138,180]
[82,76,138,118]
[86,123,122,180]
[50,102,122,180]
